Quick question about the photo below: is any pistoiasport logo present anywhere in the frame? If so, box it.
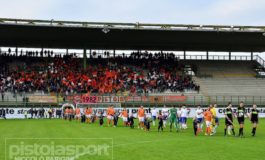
[5,138,113,160]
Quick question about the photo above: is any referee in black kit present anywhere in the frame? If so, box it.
[236,102,248,138]
[249,104,259,137]
[224,102,235,136]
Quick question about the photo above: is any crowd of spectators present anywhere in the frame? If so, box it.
[0,48,78,58]
[0,49,200,97]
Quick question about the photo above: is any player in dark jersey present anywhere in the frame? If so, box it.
[128,114,135,129]
[224,102,235,136]
[236,102,248,137]
[98,111,104,126]
[193,117,200,136]
[1,108,6,120]
[113,110,120,127]
[158,111,163,132]
[249,104,259,136]
[144,115,152,131]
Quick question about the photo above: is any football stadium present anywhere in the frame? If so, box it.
[1,1,265,160]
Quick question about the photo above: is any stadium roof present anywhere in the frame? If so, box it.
[1,18,265,52]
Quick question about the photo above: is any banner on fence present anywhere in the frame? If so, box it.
[164,96,187,103]
[73,95,125,104]
[125,96,149,102]
[72,95,187,104]
[28,96,57,103]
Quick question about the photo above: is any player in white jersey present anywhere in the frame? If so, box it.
[195,105,204,132]
[151,107,158,126]
[180,105,189,129]
[162,105,169,128]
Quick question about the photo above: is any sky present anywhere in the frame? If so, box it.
[0,0,265,25]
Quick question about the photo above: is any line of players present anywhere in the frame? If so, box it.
[63,102,259,137]
[193,102,259,137]
[63,105,190,132]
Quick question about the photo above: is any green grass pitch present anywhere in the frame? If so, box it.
[0,118,264,160]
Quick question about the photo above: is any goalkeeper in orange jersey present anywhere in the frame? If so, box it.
[204,106,213,136]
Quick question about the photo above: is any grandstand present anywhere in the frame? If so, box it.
[1,18,265,107]
[1,52,265,107]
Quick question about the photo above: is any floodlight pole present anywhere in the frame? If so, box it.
[206,51,209,60]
